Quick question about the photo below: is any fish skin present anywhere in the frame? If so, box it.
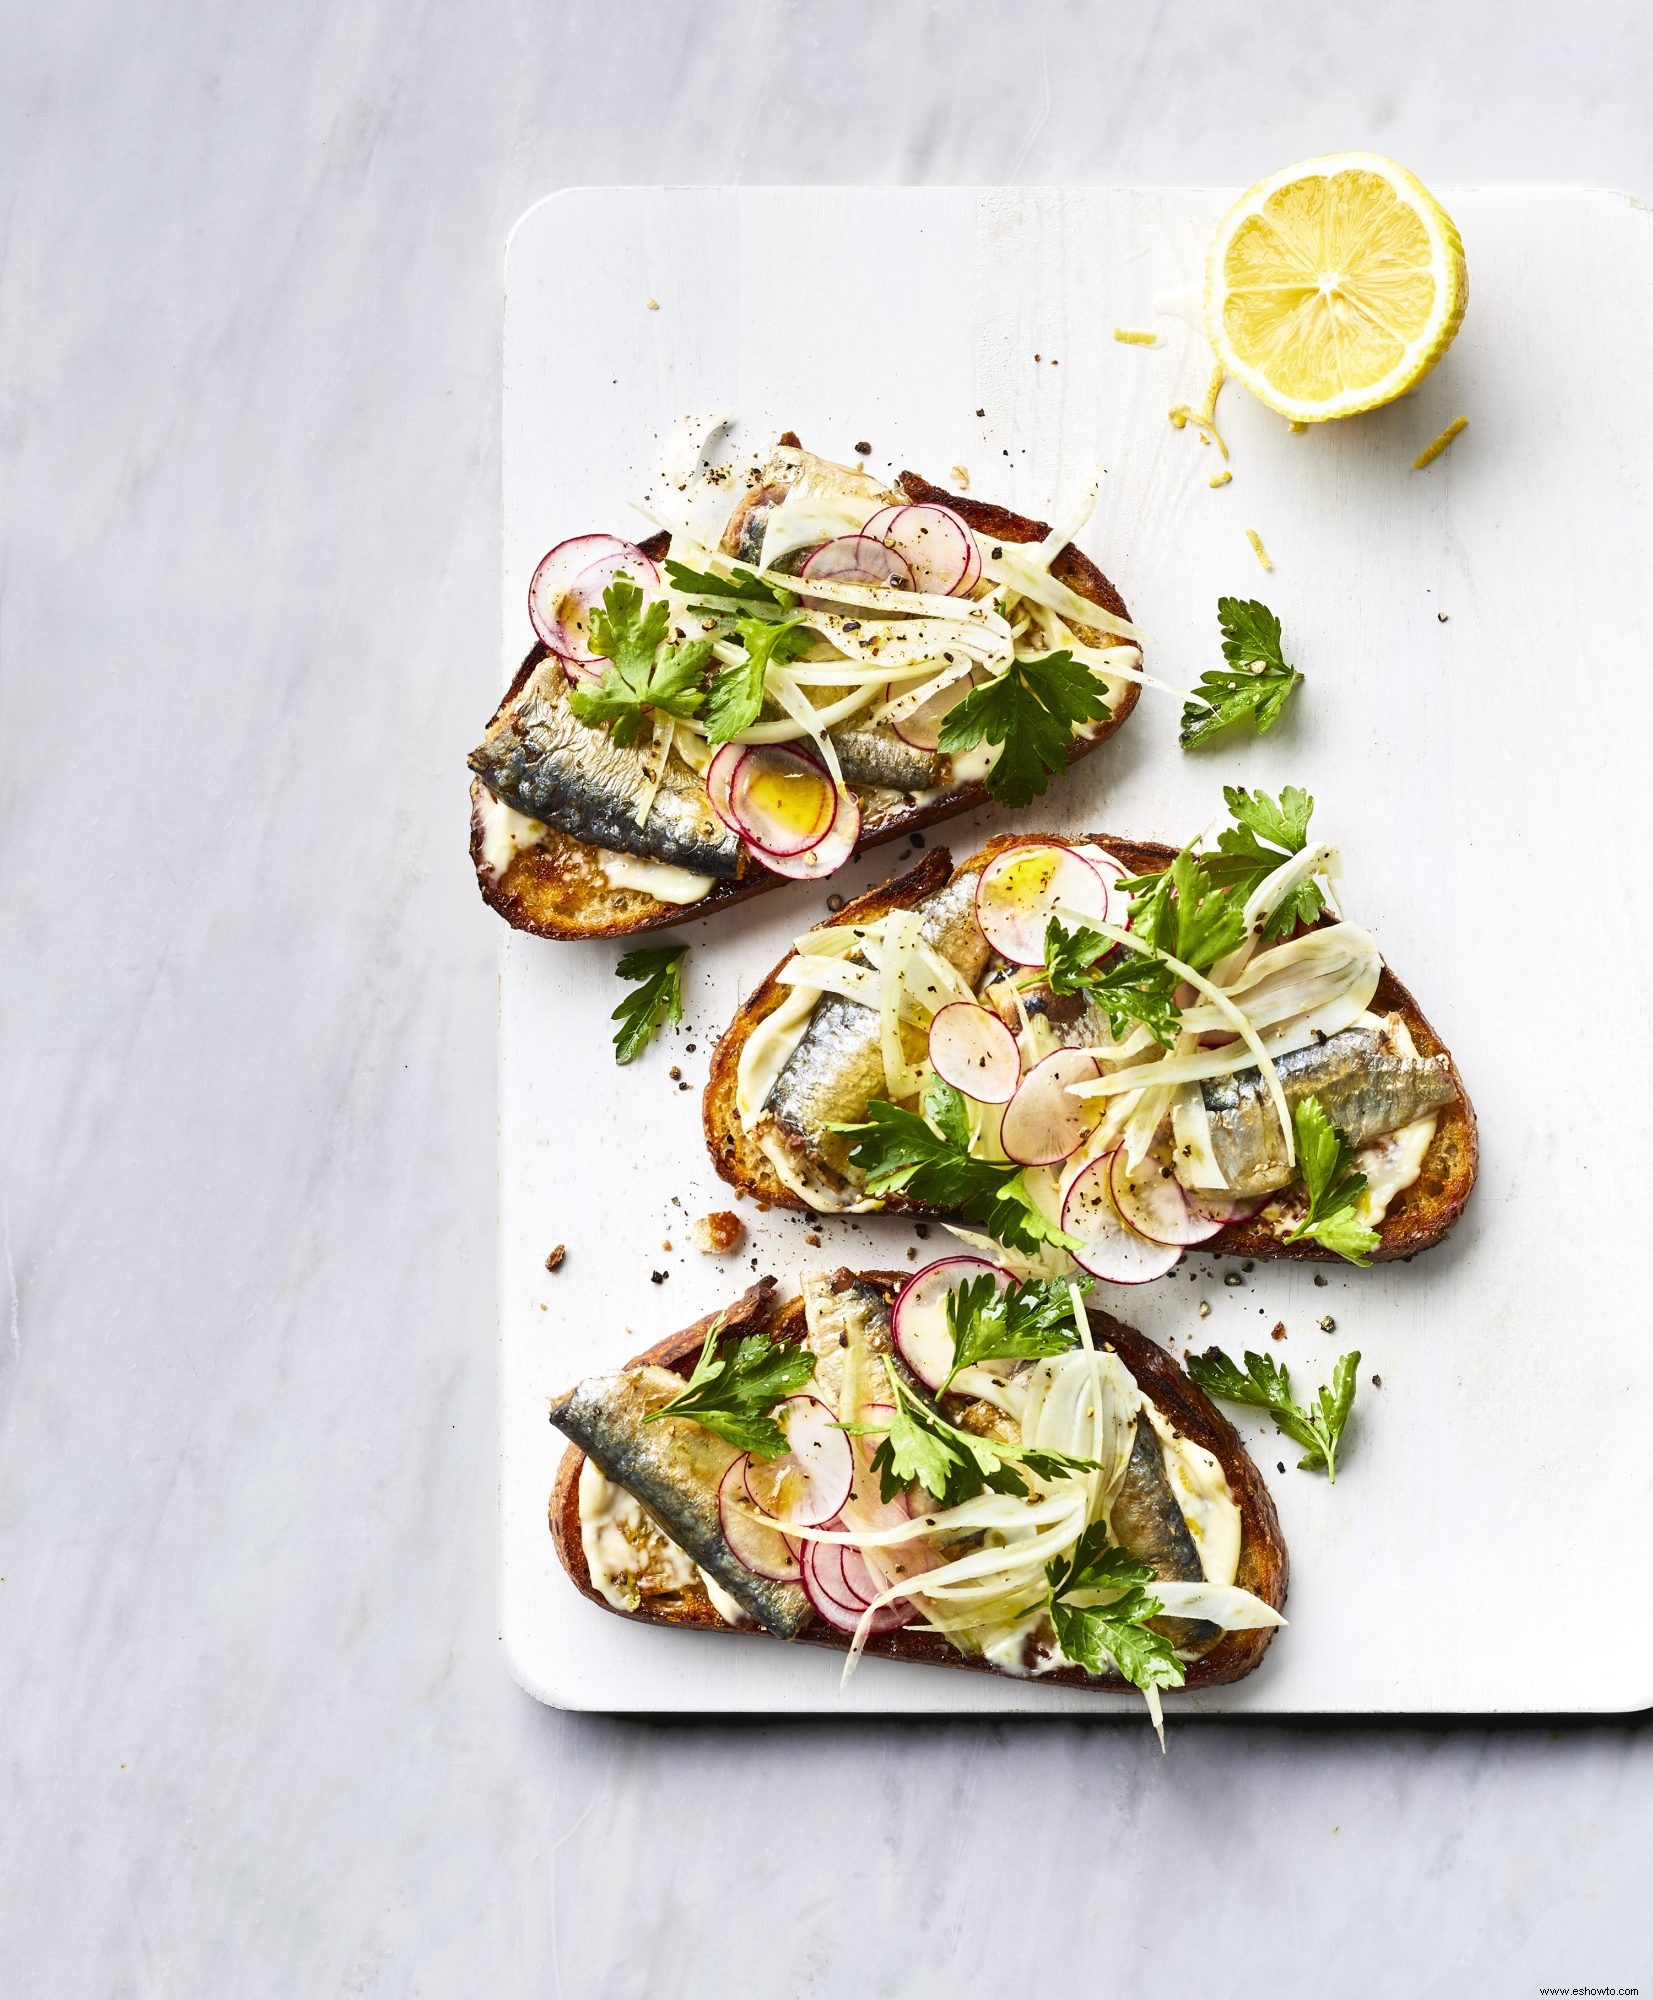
[828,725,948,794]
[800,1271,895,1414]
[549,1364,812,1638]
[758,871,992,1189]
[1200,1016,1458,1197]
[468,662,742,878]
[982,972,1105,1052]
[1109,1417,1216,1650]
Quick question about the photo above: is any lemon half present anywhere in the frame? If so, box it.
[1206,153,1467,423]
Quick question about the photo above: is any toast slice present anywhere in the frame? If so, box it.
[470,462,1141,943]
[548,1272,1288,1694]
[705,835,1478,1263]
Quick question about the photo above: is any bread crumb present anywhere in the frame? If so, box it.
[1198,1300,1211,1319]
[661,1240,672,1253]
[544,1245,566,1273]
[646,297,660,311]
[950,464,970,490]
[804,1231,822,1248]
[1318,1314,1336,1333]
[691,1210,745,1256]
[1270,1321,1287,1342]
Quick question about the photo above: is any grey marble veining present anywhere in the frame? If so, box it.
[2,2,1650,1993]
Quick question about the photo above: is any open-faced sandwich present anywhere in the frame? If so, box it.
[549,1267,1287,1723]
[469,434,1146,940]
[705,789,1477,1275]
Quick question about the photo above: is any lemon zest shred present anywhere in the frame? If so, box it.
[1245,528,1274,572]
[1413,415,1469,470]
[1170,364,1230,460]
[1209,470,1233,489]
[1289,421,1308,435]
[1113,327,1159,347]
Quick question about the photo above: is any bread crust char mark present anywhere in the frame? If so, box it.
[471,474,1141,942]
[703,834,1478,1262]
[548,1273,1288,1692]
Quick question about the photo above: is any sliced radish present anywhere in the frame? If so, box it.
[1108,1149,1211,1249]
[1061,1154,1184,1283]
[1000,1049,1100,1167]
[800,1539,914,1635]
[974,844,1115,967]
[1072,843,1130,893]
[717,1458,801,1582]
[800,536,915,591]
[886,667,984,751]
[743,1395,854,1528]
[1183,1185,1264,1231]
[529,537,661,672]
[928,1003,1021,1104]
[892,1257,1007,1391]
[728,745,835,857]
[749,783,860,879]
[872,504,977,595]
[704,741,748,836]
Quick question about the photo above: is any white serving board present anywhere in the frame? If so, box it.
[499,186,1653,1715]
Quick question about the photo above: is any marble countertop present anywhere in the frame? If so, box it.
[2,2,1648,1991]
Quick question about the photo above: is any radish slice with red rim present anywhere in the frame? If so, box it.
[1000,1049,1100,1167]
[892,1257,1007,1391]
[749,783,860,879]
[529,538,661,672]
[743,1395,854,1528]
[728,745,836,857]
[870,504,978,596]
[1061,1154,1184,1283]
[717,1457,801,1582]
[704,741,748,836]
[927,1003,1021,1104]
[886,667,984,751]
[1183,1186,1264,1231]
[974,844,1114,966]
[800,1539,915,1634]
[800,535,915,591]
[1108,1149,1214,1249]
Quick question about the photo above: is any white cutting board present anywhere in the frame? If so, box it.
[498,186,1653,1715]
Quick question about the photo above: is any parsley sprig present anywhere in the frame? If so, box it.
[610,944,687,1064]
[1202,785,1326,941]
[1283,1096,1381,1264]
[1042,917,1183,1049]
[938,650,1112,809]
[854,1368,1099,1507]
[566,577,712,747]
[644,1317,817,1459]
[702,612,814,744]
[1045,1523,1186,1692]
[834,1080,1081,1258]
[1179,597,1304,749]
[941,1273,1086,1393]
[663,558,798,613]
[1185,1345,1362,1481]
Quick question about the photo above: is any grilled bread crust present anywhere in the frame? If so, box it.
[548,1273,1288,1694]
[703,836,1478,1262]
[471,469,1141,942]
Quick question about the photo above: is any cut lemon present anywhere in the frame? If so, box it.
[1206,153,1467,423]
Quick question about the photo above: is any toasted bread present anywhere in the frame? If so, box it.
[705,835,1478,1262]
[471,468,1141,942]
[548,1272,1288,1694]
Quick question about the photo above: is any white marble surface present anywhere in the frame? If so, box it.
[2,2,1650,1992]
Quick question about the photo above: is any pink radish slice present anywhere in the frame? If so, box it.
[1072,843,1130,892]
[887,667,983,751]
[1061,1154,1184,1283]
[974,844,1115,966]
[743,1395,854,1528]
[530,539,661,672]
[1108,1149,1213,1249]
[928,1003,1021,1104]
[1000,1049,1100,1167]
[859,504,906,541]
[801,1539,915,1635]
[871,504,977,596]
[749,783,860,879]
[717,1458,801,1582]
[800,536,915,590]
[704,741,748,836]
[1184,1186,1264,1230]
[892,1258,1007,1391]
[728,745,836,857]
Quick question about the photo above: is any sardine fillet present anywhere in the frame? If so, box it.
[468,663,742,878]
[1110,1418,1215,1650]
[1202,1019,1459,1198]
[548,1366,811,1637]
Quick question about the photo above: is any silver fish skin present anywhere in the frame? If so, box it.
[468,662,742,878]
[982,971,1106,1052]
[1109,1417,1215,1650]
[827,725,948,794]
[800,1270,896,1413]
[550,1364,812,1638]
[758,870,991,1189]
[1199,1015,1458,1198]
